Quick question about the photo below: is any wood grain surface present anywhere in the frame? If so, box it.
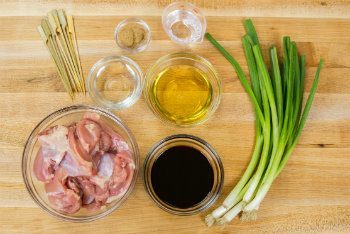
[1,0,350,233]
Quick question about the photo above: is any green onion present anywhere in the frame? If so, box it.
[204,19,323,226]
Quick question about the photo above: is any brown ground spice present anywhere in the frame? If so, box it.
[118,23,146,49]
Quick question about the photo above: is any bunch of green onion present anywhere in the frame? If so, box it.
[205,19,323,226]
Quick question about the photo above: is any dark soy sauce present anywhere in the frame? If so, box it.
[151,146,214,209]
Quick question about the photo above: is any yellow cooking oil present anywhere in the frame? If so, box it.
[152,64,212,124]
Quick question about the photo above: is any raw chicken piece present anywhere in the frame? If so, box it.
[68,125,91,162]
[34,113,135,214]
[89,153,115,202]
[38,125,69,154]
[76,119,101,153]
[47,191,81,214]
[83,113,129,153]
[33,147,54,182]
[91,150,103,173]
[110,135,129,153]
[116,150,135,168]
[66,177,82,196]
[33,125,69,182]
[97,153,115,178]
[99,131,112,152]
[76,177,95,205]
[45,168,82,214]
[109,152,134,197]
[66,126,93,175]
[60,151,92,177]
[94,183,110,204]
[101,124,129,153]
[89,135,112,174]
[76,175,109,208]
[83,200,102,211]
[90,156,114,188]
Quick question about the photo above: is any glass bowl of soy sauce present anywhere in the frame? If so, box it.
[143,134,224,215]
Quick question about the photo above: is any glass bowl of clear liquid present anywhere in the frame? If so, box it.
[162,2,206,45]
[86,56,144,110]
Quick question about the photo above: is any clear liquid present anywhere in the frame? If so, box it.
[165,10,203,44]
[94,62,135,102]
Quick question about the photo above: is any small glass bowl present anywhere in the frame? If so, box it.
[144,52,221,127]
[114,18,151,53]
[22,105,140,222]
[87,56,143,111]
[143,134,224,215]
[162,2,206,44]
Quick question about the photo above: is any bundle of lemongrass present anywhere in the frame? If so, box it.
[37,9,84,99]
[205,19,323,226]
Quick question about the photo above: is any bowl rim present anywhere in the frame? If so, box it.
[143,52,222,127]
[22,104,140,222]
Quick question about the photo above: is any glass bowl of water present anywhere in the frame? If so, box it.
[162,2,206,45]
[86,56,144,110]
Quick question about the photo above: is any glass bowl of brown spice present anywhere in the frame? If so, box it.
[114,18,151,53]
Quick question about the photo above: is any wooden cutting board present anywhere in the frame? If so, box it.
[1,0,349,233]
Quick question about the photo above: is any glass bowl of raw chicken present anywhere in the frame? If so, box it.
[22,105,139,222]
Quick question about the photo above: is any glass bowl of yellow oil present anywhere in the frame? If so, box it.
[144,53,221,126]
